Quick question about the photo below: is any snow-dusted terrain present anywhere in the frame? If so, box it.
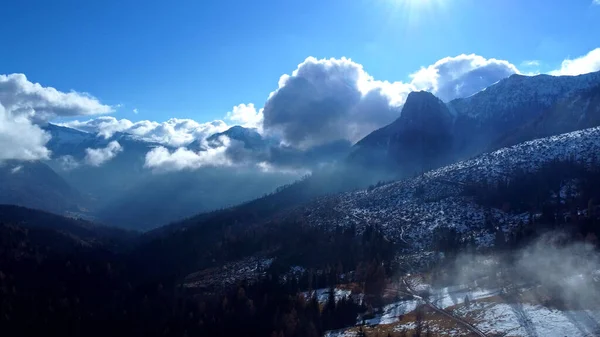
[449,71,600,120]
[296,127,600,249]
[454,302,600,337]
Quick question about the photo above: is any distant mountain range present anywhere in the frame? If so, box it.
[2,70,600,231]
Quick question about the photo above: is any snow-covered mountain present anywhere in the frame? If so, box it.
[493,81,600,149]
[294,126,600,249]
[350,71,600,174]
[451,70,600,155]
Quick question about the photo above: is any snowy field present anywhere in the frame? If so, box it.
[455,302,600,337]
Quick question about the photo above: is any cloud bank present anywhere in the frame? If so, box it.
[3,47,599,169]
[144,141,232,172]
[62,116,229,147]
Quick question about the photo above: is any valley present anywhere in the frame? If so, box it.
[2,65,600,337]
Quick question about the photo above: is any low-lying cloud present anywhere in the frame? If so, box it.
[84,141,123,166]
[62,116,229,147]
[144,141,232,172]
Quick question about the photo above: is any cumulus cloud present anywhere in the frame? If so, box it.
[62,117,229,147]
[226,103,264,130]
[410,54,520,101]
[0,73,115,161]
[0,73,113,121]
[0,102,51,161]
[133,108,139,114]
[550,48,600,76]
[262,57,411,148]
[84,141,123,166]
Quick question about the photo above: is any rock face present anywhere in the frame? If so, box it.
[350,71,600,175]
[350,91,454,175]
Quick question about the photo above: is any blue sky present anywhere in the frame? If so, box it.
[1,0,599,123]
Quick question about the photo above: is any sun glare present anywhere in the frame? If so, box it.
[384,0,447,29]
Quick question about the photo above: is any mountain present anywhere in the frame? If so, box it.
[0,205,136,249]
[492,82,600,149]
[292,126,600,249]
[43,123,97,157]
[450,71,600,155]
[349,91,454,175]
[206,125,266,149]
[350,71,600,175]
[0,160,88,215]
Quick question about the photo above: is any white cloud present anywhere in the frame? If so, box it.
[262,57,412,148]
[0,102,51,161]
[410,54,520,101]
[226,103,264,130]
[11,165,23,174]
[63,116,136,138]
[0,73,115,161]
[550,48,600,76]
[594,0,600,5]
[0,73,113,121]
[262,55,520,147]
[61,117,229,147]
[133,108,139,114]
[57,155,81,170]
[522,60,540,67]
[84,141,123,166]
[144,142,232,172]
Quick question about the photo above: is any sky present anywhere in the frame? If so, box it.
[1,0,599,122]
[1,0,600,170]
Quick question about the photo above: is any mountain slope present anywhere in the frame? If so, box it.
[297,126,600,249]
[349,71,600,175]
[0,205,136,247]
[0,160,88,215]
[493,83,600,149]
[450,71,600,155]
